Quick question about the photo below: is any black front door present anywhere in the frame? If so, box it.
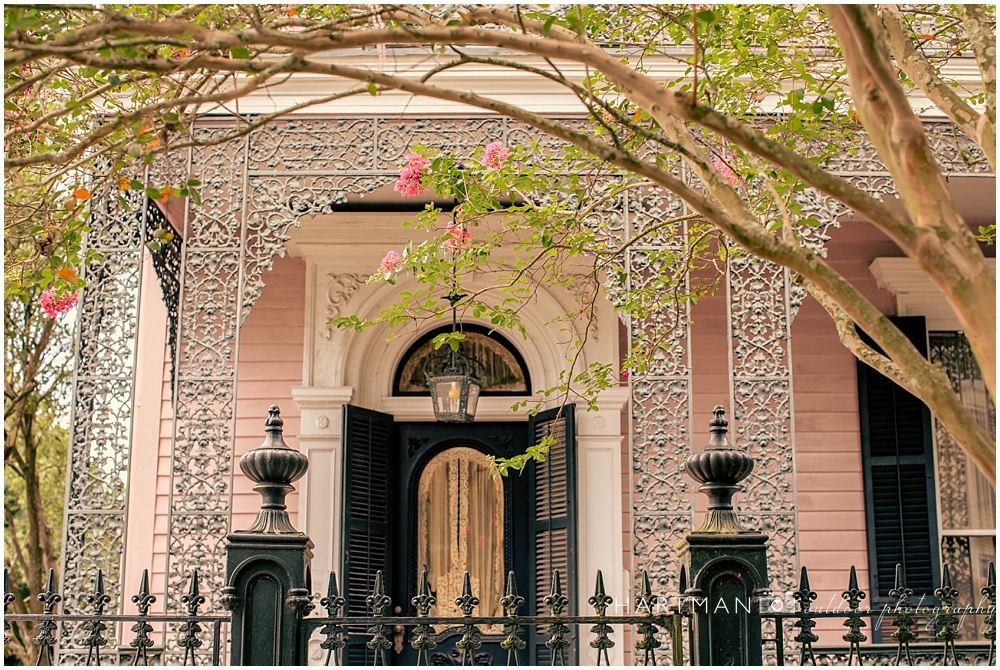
[340,405,578,666]
[391,421,531,665]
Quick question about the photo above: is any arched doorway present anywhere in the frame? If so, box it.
[339,325,578,665]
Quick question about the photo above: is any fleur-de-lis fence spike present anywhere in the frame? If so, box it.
[792,566,819,666]
[887,564,914,666]
[455,572,483,666]
[634,570,661,666]
[33,568,61,665]
[4,568,14,647]
[320,572,348,667]
[588,570,615,666]
[129,569,157,666]
[365,571,393,666]
[499,571,526,666]
[983,562,995,667]
[456,571,480,617]
[410,570,437,666]
[543,570,571,666]
[179,570,206,666]
[84,569,111,666]
[934,563,961,666]
[841,566,867,667]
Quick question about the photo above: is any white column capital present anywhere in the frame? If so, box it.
[291,386,354,440]
[576,386,630,437]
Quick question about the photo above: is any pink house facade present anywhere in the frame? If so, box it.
[58,57,995,664]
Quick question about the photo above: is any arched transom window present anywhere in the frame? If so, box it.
[393,324,531,396]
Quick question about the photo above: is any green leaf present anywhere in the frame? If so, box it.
[230,47,251,59]
[368,82,378,96]
[542,15,556,36]
[145,187,161,200]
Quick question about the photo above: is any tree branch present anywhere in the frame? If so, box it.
[881,4,995,171]
[958,4,997,127]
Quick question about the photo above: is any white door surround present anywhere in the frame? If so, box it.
[289,219,628,664]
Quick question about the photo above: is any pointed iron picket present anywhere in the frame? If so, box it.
[455,572,483,666]
[4,569,14,647]
[410,570,437,666]
[634,570,661,666]
[34,568,61,665]
[499,571,526,666]
[319,572,348,667]
[887,564,915,666]
[588,570,615,666]
[365,571,393,666]
[83,569,111,666]
[792,566,819,666]
[543,570,571,666]
[178,571,206,666]
[128,569,156,666]
[841,566,867,666]
[934,563,962,666]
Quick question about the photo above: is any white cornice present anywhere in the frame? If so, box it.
[870,257,996,331]
[187,52,985,117]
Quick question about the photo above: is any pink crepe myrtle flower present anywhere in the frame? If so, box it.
[481,141,510,170]
[40,289,78,319]
[444,220,473,249]
[394,152,430,198]
[380,250,406,276]
[710,154,742,188]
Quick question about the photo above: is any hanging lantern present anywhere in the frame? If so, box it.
[423,295,484,423]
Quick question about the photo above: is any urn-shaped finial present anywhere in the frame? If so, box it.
[239,405,309,534]
[683,405,754,533]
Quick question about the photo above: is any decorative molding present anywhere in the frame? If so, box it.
[380,396,534,422]
[324,273,364,339]
[870,257,996,331]
[290,386,355,409]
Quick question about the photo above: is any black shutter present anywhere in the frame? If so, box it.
[528,405,578,665]
[341,405,394,665]
[857,317,940,607]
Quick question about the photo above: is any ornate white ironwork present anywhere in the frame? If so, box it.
[58,187,147,661]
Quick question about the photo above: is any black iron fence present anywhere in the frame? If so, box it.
[3,405,996,666]
[4,561,995,666]
[4,567,229,666]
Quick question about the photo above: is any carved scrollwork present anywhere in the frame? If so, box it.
[324,273,365,339]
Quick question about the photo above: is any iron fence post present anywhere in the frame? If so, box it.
[676,406,770,665]
[221,406,314,665]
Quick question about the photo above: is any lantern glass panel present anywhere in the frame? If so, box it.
[433,378,462,417]
[466,382,481,418]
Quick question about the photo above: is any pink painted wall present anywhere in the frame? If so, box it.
[791,220,900,642]
[231,255,307,531]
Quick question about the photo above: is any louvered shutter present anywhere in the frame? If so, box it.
[340,405,394,665]
[528,405,578,665]
[857,317,940,608]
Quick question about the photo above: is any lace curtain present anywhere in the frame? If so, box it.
[417,447,505,626]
